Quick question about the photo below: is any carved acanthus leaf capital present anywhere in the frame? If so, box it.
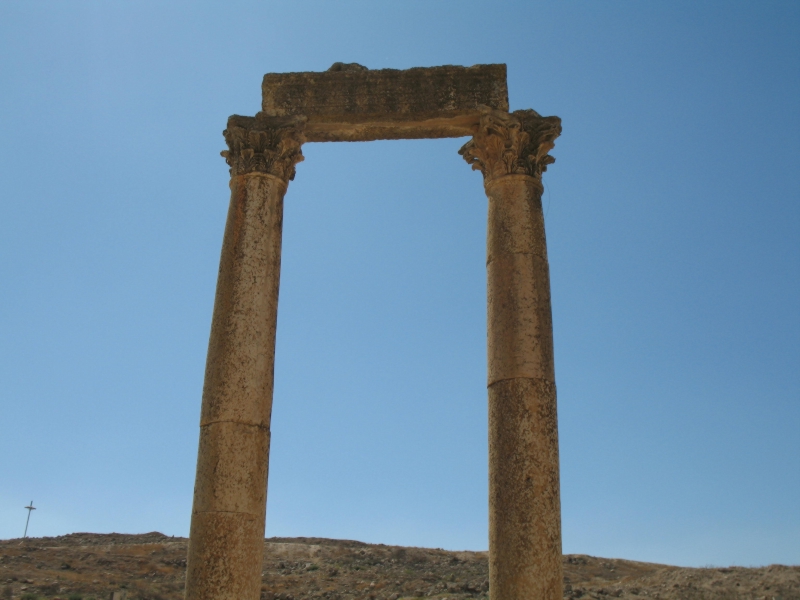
[221,117,306,181]
[459,108,562,183]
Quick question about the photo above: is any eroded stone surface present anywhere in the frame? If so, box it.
[466,114,563,600]
[460,107,561,184]
[193,421,270,515]
[185,512,266,600]
[187,124,297,600]
[188,64,565,600]
[199,173,286,429]
[486,176,555,386]
[489,377,562,600]
[221,115,305,179]
[261,64,508,142]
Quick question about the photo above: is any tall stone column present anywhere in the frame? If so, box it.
[460,109,563,600]
[185,116,305,600]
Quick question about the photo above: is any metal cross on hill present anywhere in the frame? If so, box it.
[23,501,35,538]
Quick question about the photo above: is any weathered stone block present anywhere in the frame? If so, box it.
[260,63,508,142]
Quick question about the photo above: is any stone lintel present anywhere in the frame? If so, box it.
[261,63,508,142]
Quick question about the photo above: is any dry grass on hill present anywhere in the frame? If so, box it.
[1,533,797,600]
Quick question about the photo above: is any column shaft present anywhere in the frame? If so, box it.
[185,172,287,600]
[461,107,563,600]
[486,175,562,600]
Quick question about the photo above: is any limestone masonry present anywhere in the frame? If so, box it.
[186,63,563,600]
[261,64,508,141]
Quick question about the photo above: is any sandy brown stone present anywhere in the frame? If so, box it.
[486,175,555,385]
[199,173,287,429]
[261,64,508,142]
[489,377,561,600]
[460,108,561,183]
[486,175,549,262]
[187,120,300,599]
[185,512,266,600]
[192,421,270,516]
[465,109,563,600]
[487,252,555,384]
[188,65,565,600]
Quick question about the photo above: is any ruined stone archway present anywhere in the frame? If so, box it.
[185,64,562,600]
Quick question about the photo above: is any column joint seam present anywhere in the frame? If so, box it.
[488,375,555,388]
[192,509,263,516]
[199,420,271,432]
[486,251,548,266]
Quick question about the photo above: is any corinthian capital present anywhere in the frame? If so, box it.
[221,116,306,181]
[459,108,562,183]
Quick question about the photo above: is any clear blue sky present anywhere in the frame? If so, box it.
[1,1,797,568]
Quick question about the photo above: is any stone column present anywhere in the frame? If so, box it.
[460,109,563,600]
[185,115,305,600]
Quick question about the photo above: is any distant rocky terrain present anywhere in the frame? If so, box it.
[0,533,797,600]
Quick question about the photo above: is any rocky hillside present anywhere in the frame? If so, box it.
[1,533,797,600]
